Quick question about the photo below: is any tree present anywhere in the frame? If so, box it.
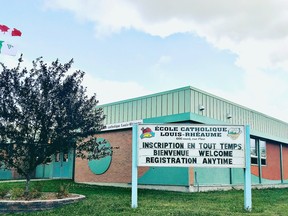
[0,56,105,195]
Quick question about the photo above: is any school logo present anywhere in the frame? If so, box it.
[140,127,155,139]
[227,128,242,140]
[87,138,113,175]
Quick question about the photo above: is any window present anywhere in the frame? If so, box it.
[250,138,257,165]
[259,140,266,165]
[44,156,52,164]
[55,152,60,162]
[63,150,69,162]
[250,138,266,165]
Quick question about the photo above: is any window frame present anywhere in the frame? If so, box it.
[250,137,266,166]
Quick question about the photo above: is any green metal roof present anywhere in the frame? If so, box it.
[98,86,288,143]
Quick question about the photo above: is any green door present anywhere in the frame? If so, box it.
[52,149,73,179]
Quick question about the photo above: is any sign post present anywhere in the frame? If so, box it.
[131,124,138,208]
[132,124,251,211]
[244,125,252,211]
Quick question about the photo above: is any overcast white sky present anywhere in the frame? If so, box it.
[1,0,288,122]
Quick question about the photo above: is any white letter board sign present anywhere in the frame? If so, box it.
[137,124,246,168]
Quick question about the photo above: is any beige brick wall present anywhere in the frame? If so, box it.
[75,129,148,183]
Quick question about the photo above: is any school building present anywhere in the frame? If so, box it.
[75,86,288,191]
[1,86,288,191]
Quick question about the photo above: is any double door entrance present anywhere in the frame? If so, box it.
[35,149,74,179]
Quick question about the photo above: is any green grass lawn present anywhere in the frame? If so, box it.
[1,179,288,215]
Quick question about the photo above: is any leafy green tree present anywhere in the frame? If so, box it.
[0,56,105,195]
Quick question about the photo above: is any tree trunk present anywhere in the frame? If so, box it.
[25,174,31,197]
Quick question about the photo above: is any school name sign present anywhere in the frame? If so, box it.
[137,124,246,168]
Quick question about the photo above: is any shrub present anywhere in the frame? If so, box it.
[10,188,25,200]
[56,183,70,199]
[25,188,42,200]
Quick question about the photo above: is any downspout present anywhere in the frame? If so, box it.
[280,144,284,184]
[256,139,262,184]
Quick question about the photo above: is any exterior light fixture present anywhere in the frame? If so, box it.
[199,105,205,111]
[227,114,232,119]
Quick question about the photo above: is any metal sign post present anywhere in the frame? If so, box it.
[244,125,252,211]
[131,124,138,208]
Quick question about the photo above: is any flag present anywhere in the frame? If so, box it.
[0,40,17,56]
[0,24,21,56]
[12,28,22,37]
[0,24,9,33]
[0,24,22,37]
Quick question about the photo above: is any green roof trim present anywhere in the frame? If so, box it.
[98,86,191,107]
